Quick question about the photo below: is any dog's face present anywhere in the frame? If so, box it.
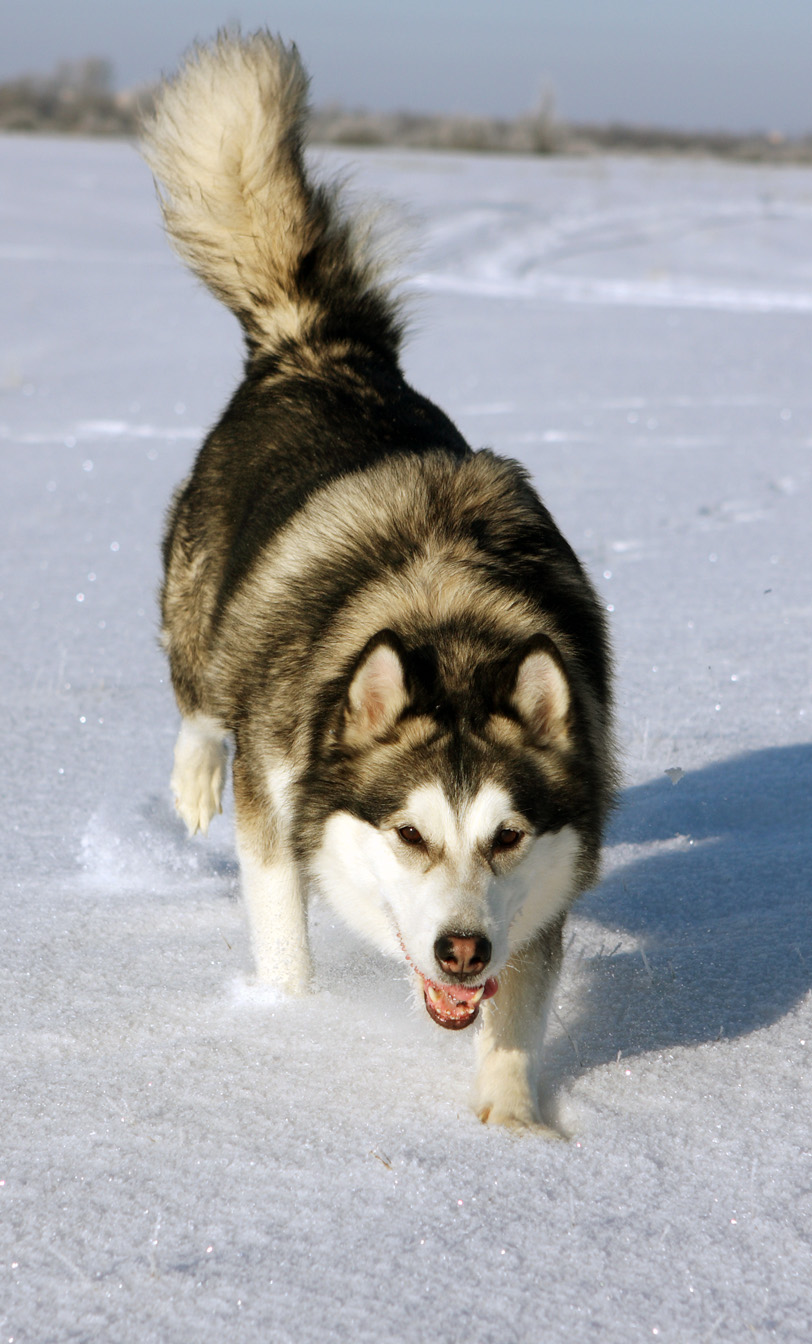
[305,630,588,1030]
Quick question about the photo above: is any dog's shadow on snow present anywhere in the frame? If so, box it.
[135,750,812,1082]
[548,743,812,1081]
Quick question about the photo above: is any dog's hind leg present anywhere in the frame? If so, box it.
[473,918,566,1134]
[171,712,228,836]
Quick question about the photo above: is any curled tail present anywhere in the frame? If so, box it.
[140,30,402,360]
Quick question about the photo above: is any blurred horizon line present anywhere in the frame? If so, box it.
[1,57,810,157]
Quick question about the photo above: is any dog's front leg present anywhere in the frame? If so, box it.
[474,917,565,1132]
[237,837,312,994]
[234,756,312,995]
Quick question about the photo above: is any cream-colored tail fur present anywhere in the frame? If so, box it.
[140,30,400,359]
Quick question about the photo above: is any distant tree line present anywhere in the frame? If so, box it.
[2,60,811,164]
[0,59,150,135]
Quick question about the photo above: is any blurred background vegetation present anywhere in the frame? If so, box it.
[2,58,811,163]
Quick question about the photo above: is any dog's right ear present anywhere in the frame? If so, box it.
[505,633,572,748]
[341,631,410,748]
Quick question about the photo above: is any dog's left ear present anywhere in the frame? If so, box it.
[341,630,410,748]
[508,635,571,746]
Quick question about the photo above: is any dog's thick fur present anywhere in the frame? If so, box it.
[142,31,616,1130]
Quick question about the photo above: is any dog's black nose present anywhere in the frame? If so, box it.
[434,933,492,979]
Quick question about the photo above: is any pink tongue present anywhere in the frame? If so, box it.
[427,977,500,1014]
[422,975,499,1030]
[446,977,499,1004]
[448,984,480,1004]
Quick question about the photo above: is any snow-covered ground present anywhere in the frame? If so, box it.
[2,134,811,1342]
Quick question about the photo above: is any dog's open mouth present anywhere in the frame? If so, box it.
[397,933,499,1030]
[418,973,499,1030]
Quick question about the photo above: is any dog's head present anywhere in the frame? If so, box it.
[305,628,602,1029]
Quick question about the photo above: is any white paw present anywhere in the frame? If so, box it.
[252,958,312,997]
[230,975,310,1007]
[476,1103,562,1136]
[170,715,228,835]
[474,1049,562,1135]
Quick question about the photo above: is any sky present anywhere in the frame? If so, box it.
[2,0,812,134]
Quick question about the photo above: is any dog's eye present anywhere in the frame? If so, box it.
[494,827,523,851]
[397,825,424,846]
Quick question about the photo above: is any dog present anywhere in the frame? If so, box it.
[141,31,617,1130]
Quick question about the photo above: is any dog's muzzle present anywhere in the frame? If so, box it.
[398,932,499,1029]
[419,972,499,1030]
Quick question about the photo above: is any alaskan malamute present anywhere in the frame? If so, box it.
[142,32,616,1129]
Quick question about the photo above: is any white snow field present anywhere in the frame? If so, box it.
[2,133,811,1343]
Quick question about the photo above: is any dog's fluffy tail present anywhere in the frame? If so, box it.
[140,30,402,360]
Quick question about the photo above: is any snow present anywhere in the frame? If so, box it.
[2,133,811,1342]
